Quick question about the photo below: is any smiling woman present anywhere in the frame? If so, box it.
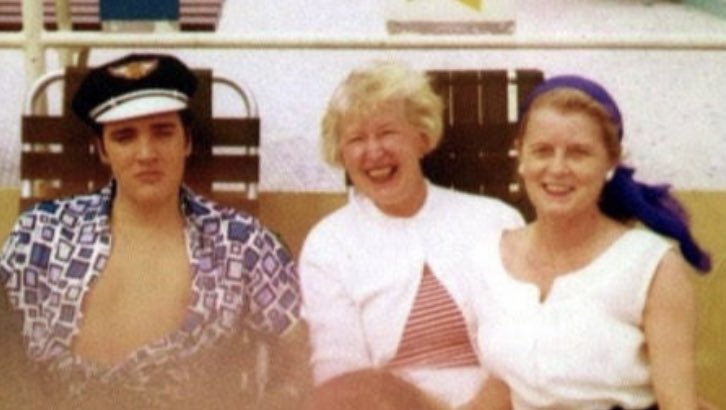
[469,74,712,410]
[299,60,524,409]
[518,100,617,223]
[338,99,430,217]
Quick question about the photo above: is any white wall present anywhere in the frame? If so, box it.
[1,0,725,191]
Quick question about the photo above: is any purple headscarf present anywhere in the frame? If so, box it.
[522,75,711,273]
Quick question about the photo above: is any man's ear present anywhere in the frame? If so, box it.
[96,137,109,164]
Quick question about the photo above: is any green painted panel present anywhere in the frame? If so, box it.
[683,0,726,19]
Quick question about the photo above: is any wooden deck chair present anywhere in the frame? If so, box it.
[21,65,260,216]
[424,69,544,221]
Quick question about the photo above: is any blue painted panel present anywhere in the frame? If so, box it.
[100,0,180,20]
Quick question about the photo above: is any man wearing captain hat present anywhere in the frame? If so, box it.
[0,53,308,409]
[73,53,197,129]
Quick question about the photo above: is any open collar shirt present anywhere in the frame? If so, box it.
[0,182,301,406]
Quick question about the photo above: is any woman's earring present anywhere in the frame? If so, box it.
[605,168,615,182]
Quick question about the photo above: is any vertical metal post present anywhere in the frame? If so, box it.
[55,0,76,67]
[23,0,46,114]
[55,0,72,29]
[23,1,50,200]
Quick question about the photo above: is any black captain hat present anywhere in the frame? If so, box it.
[72,53,198,127]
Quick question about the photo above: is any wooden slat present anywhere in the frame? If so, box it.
[187,156,258,184]
[516,69,546,117]
[22,117,70,143]
[423,69,543,221]
[438,123,515,155]
[423,153,515,186]
[480,70,508,123]
[0,5,19,13]
[21,152,98,179]
[212,118,260,146]
[23,116,96,144]
[0,15,18,30]
[450,71,480,125]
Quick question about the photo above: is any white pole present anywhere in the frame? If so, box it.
[34,31,726,51]
[23,0,46,114]
[0,31,725,51]
[55,0,77,66]
[55,0,72,31]
[0,33,24,48]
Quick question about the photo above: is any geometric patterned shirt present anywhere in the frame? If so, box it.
[0,182,301,408]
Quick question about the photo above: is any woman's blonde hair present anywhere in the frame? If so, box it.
[321,60,444,167]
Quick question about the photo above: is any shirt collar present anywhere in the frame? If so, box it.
[350,179,434,224]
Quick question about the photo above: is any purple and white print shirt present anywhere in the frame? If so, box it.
[0,182,301,405]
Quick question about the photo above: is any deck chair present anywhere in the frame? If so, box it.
[21,65,260,216]
[424,69,544,221]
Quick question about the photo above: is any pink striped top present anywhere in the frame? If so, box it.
[387,264,479,369]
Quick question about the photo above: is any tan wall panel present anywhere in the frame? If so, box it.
[677,191,726,407]
[0,188,19,245]
[258,192,347,258]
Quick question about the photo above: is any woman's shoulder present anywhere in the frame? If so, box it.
[616,227,673,254]
[431,184,513,208]
[429,185,525,227]
[498,226,526,254]
[306,198,357,234]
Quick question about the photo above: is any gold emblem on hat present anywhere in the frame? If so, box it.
[108,59,159,80]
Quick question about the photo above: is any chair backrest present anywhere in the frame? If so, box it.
[20,66,260,216]
[424,69,544,221]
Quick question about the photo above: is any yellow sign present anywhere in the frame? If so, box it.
[407,0,483,11]
[458,0,482,11]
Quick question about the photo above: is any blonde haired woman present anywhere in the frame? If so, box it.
[300,60,524,408]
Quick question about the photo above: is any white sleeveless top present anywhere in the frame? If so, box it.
[473,229,671,410]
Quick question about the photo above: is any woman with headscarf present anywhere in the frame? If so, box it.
[469,75,711,410]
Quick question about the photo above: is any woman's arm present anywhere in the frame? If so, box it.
[644,249,698,410]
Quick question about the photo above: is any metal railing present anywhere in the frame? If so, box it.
[6,1,726,112]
